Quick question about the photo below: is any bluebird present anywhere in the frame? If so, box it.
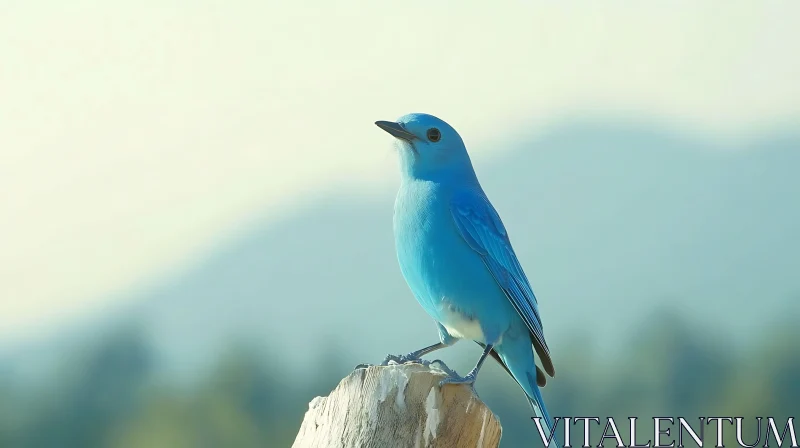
[375,113,559,444]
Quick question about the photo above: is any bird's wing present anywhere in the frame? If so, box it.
[451,190,555,376]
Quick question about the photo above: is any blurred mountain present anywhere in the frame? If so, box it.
[3,119,799,382]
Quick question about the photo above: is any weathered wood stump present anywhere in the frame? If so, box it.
[293,361,502,448]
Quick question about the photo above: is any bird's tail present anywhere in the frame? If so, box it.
[525,373,561,448]
[496,342,561,448]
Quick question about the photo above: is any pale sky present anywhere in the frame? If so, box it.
[1,1,798,341]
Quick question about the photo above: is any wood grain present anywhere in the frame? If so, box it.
[292,362,502,448]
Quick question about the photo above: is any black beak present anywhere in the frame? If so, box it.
[375,121,417,142]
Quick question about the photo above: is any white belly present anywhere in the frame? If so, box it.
[440,307,486,342]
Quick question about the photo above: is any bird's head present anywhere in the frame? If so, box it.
[375,113,476,181]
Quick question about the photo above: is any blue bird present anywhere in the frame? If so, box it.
[376,113,559,445]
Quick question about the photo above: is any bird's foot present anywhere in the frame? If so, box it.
[381,353,424,366]
[427,359,459,378]
[354,353,427,371]
[439,370,477,388]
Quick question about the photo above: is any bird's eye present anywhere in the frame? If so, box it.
[426,128,441,142]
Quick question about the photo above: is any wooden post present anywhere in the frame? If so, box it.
[292,361,502,448]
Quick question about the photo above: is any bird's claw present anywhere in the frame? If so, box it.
[439,371,477,388]
[381,353,423,366]
[428,359,459,377]
[356,356,460,381]
[354,353,426,371]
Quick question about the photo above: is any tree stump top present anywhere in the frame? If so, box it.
[293,361,502,448]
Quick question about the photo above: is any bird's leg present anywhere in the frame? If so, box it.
[354,342,448,370]
[354,323,458,370]
[382,342,447,365]
[381,322,459,365]
[439,343,493,387]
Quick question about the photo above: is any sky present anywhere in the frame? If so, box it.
[1,1,799,341]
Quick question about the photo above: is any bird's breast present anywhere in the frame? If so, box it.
[393,181,494,303]
[393,180,444,246]
[393,181,450,292]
